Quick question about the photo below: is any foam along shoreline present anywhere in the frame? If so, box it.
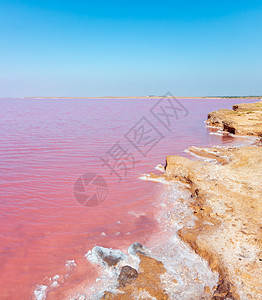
[38,174,219,299]
[82,179,219,300]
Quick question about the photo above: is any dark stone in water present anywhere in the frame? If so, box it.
[96,248,123,267]
[129,242,148,256]
[118,265,138,287]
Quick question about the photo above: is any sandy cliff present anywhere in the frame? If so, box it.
[163,102,262,299]
[207,101,262,137]
[166,146,262,299]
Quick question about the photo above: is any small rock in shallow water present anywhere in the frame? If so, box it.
[94,247,125,267]
[118,265,138,287]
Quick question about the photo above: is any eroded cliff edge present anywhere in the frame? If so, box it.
[207,101,262,137]
[165,146,262,299]
[163,102,262,299]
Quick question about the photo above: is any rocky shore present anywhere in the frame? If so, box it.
[207,101,262,137]
[87,102,262,300]
[166,145,262,299]
[163,101,262,299]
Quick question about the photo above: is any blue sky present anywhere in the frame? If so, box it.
[0,0,261,97]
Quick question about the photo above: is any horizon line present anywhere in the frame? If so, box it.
[1,95,262,99]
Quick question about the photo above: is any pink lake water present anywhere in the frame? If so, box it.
[0,97,258,299]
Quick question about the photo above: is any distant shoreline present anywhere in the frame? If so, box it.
[2,96,261,100]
